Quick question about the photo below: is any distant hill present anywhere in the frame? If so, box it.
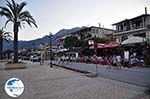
[3,27,81,50]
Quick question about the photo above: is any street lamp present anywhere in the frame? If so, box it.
[49,32,53,68]
[88,40,98,76]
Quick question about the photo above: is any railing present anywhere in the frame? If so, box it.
[116,25,147,32]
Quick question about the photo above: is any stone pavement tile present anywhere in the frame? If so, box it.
[32,74,144,99]
[0,62,149,99]
[95,77,145,91]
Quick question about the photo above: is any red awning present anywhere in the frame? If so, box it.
[89,43,106,49]
[89,42,120,49]
[104,41,120,48]
[97,43,106,48]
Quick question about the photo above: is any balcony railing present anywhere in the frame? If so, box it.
[114,27,147,36]
[116,25,147,32]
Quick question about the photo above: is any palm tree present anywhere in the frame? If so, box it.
[0,0,38,62]
[0,28,12,59]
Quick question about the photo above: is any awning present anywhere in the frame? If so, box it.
[121,36,146,45]
[89,43,106,49]
[89,41,120,49]
[105,41,120,48]
[98,43,106,48]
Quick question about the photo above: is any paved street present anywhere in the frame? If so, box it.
[0,61,150,99]
[51,60,150,87]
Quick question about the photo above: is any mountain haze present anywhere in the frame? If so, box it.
[3,27,81,50]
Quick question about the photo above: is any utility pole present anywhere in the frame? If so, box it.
[49,32,53,68]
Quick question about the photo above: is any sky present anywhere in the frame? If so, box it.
[0,0,149,40]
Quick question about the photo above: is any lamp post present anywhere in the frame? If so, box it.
[88,40,98,76]
[49,32,53,68]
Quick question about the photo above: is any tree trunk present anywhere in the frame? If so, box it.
[13,23,19,63]
[0,36,3,59]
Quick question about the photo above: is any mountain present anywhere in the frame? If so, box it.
[3,27,81,50]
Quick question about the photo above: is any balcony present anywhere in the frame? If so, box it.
[114,27,147,36]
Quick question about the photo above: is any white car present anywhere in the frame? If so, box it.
[30,55,40,62]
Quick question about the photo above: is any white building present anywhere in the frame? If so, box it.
[112,13,150,43]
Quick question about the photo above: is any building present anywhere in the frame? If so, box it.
[56,26,115,52]
[56,35,70,53]
[72,26,115,40]
[112,13,150,43]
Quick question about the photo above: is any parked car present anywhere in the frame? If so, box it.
[30,55,40,62]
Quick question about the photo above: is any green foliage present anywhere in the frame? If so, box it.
[0,28,12,42]
[80,48,94,56]
[64,36,78,48]
[74,40,82,47]
[0,0,38,28]
[0,0,37,62]
[0,28,12,59]
[64,36,109,49]
[81,40,88,47]
[90,37,108,43]
[75,39,88,48]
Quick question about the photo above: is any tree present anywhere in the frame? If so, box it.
[90,37,108,43]
[0,28,12,59]
[74,40,82,47]
[0,0,38,62]
[81,39,88,48]
[64,36,78,48]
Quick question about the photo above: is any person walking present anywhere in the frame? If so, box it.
[112,55,117,68]
[116,55,122,69]
[124,50,130,68]
[40,51,45,65]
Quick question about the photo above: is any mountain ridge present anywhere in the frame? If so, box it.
[3,27,81,50]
